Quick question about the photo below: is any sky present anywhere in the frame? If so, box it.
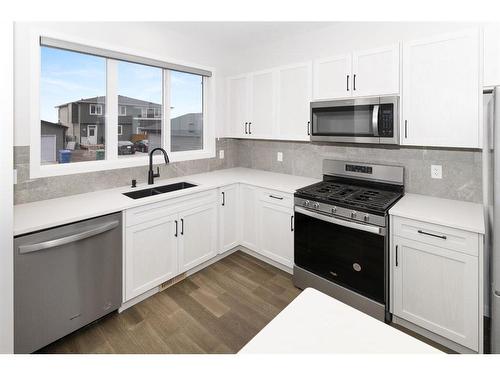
[40,46,203,123]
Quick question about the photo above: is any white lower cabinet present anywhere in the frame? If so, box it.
[391,216,483,353]
[125,214,178,301]
[178,202,218,272]
[124,191,218,302]
[258,200,294,268]
[219,184,240,253]
[240,184,259,251]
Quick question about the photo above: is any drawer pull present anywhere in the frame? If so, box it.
[269,195,284,200]
[417,229,447,240]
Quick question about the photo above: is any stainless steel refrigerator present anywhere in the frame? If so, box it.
[484,88,500,353]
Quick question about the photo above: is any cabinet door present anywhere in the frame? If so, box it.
[227,75,249,137]
[178,202,218,272]
[240,184,259,251]
[393,237,479,351]
[484,24,500,87]
[352,44,399,97]
[313,54,352,100]
[249,70,276,138]
[258,201,294,268]
[219,184,240,253]
[125,215,178,301]
[401,29,480,148]
[277,62,313,140]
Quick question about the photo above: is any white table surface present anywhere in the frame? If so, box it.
[240,288,442,354]
[389,193,484,234]
[14,168,319,236]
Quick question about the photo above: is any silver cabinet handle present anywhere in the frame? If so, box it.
[417,229,447,240]
[295,207,384,235]
[18,220,119,254]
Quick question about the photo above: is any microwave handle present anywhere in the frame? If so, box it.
[372,104,380,137]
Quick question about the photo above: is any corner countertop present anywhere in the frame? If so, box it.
[389,193,485,234]
[239,288,442,354]
[14,168,319,236]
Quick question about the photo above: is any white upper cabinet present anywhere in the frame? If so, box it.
[313,54,352,100]
[484,23,500,87]
[352,44,400,97]
[277,62,313,140]
[249,70,276,138]
[401,29,480,148]
[227,75,249,137]
[312,45,400,100]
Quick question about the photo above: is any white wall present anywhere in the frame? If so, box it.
[222,22,481,76]
[14,22,230,146]
[0,21,14,353]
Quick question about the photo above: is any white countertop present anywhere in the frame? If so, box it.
[239,288,442,354]
[14,168,319,236]
[389,193,485,234]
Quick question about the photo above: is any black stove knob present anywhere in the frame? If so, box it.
[364,214,370,222]
[304,200,310,207]
[313,202,320,209]
[332,206,337,214]
[351,211,357,219]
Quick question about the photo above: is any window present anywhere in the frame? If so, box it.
[89,104,103,115]
[35,37,212,177]
[170,71,203,152]
[40,46,106,165]
[117,61,162,157]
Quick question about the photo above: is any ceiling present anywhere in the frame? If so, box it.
[152,22,336,51]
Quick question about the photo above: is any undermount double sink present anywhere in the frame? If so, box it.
[123,182,197,199]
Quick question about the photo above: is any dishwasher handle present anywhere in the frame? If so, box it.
[18,220,120,254]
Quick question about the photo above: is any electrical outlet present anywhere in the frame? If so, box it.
[219,150,224,159]
[277,152,283,162]
[431,165,442,179]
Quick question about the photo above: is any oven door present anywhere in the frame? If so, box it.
[294,207,386,304]
[310,96,398,144]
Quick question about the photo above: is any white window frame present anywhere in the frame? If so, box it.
[141,107,147,118]
[117,124,123,136]
[118,106,126,116]
[153,107,161,118]
[89,104,103,115]
[29,30,216,179]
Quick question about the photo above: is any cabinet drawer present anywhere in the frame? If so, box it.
[258,188,293,208]
[125,190,217,227]
[392,216,478,257]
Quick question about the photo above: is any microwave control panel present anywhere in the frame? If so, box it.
[379,104,394,137]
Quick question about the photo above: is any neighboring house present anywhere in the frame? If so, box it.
[55,95,162,146]
[55,95,202,151]
[40,120,67,163]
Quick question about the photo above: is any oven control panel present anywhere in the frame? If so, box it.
[294,197,387,228]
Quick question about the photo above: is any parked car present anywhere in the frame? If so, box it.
[118,141,135,155]
[133,139,149,153]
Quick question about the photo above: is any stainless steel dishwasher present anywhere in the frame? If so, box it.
[14,212,122,353]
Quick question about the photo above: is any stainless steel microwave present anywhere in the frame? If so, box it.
[310,96,399,144]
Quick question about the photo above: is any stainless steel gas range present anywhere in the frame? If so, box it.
[293,160,404,322]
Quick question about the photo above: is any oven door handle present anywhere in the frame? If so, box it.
[294,207,385,235]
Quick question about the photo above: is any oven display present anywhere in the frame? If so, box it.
[345,164,373,174]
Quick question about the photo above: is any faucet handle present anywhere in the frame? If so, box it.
[154,166,160,178]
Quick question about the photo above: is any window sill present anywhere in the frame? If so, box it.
[29,148,215,179]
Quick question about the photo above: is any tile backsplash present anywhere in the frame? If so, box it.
[14,138,483,204]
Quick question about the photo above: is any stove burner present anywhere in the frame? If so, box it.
[296,180,403,214]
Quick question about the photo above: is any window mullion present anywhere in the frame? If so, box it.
[163,69,172,153]
[106,59,118,161]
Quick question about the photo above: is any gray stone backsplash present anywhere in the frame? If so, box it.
[14,138,483,204]
[13,138,238,204]
[235,139,483,203]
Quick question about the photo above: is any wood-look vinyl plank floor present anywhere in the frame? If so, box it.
[37,250,300,354]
